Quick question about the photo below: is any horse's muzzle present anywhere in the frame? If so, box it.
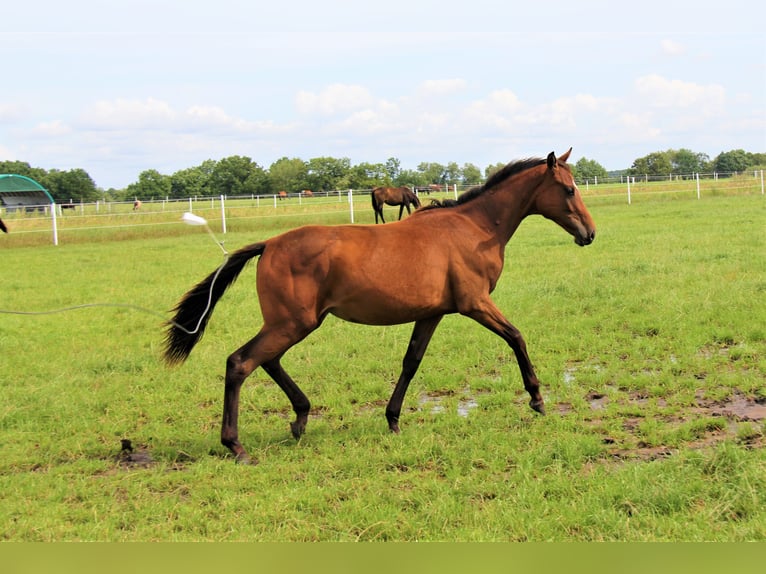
[575,230,596,246]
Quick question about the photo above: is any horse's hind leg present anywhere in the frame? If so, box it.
[261,359,310,439]
[386,316,443,433]
[222,347,257,464]
[221,328,312,463]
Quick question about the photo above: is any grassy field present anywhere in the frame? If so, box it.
[0,188,764,541]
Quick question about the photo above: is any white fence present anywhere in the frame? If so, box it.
[1,171,763,246]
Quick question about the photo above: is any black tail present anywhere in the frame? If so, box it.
[163,242,266,365]
[0,217,7,233]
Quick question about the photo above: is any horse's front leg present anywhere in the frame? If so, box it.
[465,302,545,415]
[386,316,444,432]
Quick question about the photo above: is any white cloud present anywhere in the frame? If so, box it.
[81,98,177,129]
[634,74,725,113]
[618,112,662,140]
[464,90,525,130]
[660,39,686,56]
[416,79,467,97]
[295,84,376,116]
[31,120,71,137]
[0,103,25,123]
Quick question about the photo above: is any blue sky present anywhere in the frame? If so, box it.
[2,0,764,189]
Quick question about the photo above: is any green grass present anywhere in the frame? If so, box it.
[0,191,764,540]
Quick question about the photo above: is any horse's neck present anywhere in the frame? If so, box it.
[465,174,539,245]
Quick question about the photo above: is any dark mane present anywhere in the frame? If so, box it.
[419,157,546,211]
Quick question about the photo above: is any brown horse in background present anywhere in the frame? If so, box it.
[372,185,421,223]
[165,148,596,464]
[0,217,7,233]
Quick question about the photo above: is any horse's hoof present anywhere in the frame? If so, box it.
[290,420,306,440]
[530,399,546,415]
[234,452,257,465]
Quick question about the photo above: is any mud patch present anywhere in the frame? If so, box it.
[555,388,765,463]
[696,391,766,422]
[116,438,155,468]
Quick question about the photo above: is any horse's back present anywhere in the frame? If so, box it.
[255,219,483,325]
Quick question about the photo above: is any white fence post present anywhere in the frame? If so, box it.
[220,195,227,234]
[51,202,59,246]
[696,173,700,199]
[627,177,632,205]
[348,190,354,223]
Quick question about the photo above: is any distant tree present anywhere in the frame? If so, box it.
[210,155,268,196]
[42,168,99,202]
[305,156,351,192]
[170,162,214,198]
[396,168,427,188]
[126,169,171,200]
[484,162,506,180]
[751,152,766,168]
[442,162,461,185]
[712,149,752,174]
[417,161,446,184]
[385,157,402,182]
[629,151,673,177]
[671,148,710,175]
[572,158,608,183]
[343,162,388,189]
[269,157,308,194]
[461,163,483,185]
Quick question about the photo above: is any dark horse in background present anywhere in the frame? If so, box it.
[0,217,7,233]
[371,185,421,224]
[165,148,596,464]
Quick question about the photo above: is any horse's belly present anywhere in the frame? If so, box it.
[326,285,450,326]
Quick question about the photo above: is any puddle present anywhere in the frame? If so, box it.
[562,361,603,386]
[457,398,479,418]
[418,389,486,418]
[586,391,608,410]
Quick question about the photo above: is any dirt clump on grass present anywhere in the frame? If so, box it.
[578,389,766,463]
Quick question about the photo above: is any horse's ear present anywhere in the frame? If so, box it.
[559,147,572,163]
[547,151,557,169]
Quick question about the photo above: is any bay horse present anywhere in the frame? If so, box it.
[372,185,421,223]
[165,148,596,464]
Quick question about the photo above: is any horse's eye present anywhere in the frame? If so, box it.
[565,186,575,197]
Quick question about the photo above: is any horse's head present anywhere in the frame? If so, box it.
[532,148,596,246]
[408,189,422,208]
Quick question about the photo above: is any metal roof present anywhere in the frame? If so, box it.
[0,174,55,205]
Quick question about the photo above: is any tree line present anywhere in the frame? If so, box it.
[1,148,763,203]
